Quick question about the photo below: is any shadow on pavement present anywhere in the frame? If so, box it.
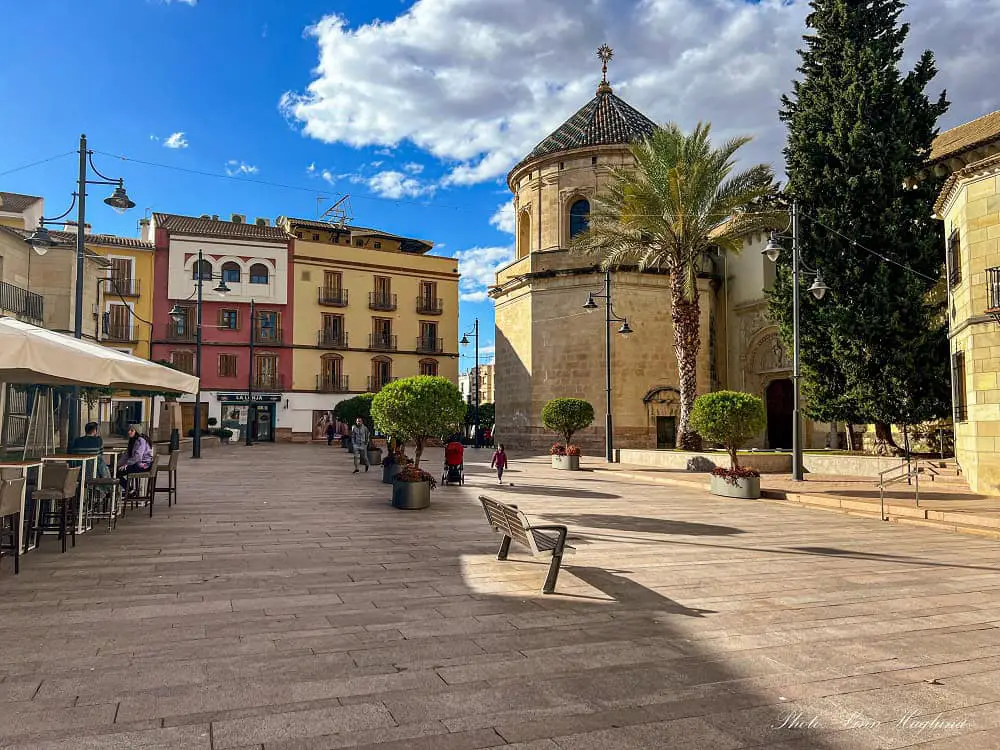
[544,513,746,536]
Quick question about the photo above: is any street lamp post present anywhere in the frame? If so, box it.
[763,200,829,481]
[583,270,633,463]
[460,320,480,449]
[25,134,135,441]
[246,299,255,447]
[168,250,230,459]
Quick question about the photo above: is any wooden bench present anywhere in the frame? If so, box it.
[478,495,573,594]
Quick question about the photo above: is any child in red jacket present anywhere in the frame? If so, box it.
[490,444,508,485]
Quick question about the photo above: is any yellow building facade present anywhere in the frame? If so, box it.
[280,217,459,441]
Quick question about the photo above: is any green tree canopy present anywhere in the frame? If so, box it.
[541,398,595,446]
[465,402,495,429]
[333,393,374,428]
[572,122,779,449]
[371,376,466,467]
[689,391,767,470]
[772,0,951,450]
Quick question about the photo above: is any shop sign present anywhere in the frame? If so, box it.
[217,392,281,403]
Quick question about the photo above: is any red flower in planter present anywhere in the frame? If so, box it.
[550,443,567,456]
[565,445,581,456]
[396,465,437,489]
[710,465,760,486]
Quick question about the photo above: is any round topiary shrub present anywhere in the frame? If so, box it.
[541,399,595,448]
[371,376,466,468]
[689,391,767,472]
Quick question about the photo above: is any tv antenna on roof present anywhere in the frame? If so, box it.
[320,195,353,228]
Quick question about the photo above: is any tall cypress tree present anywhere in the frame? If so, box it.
[770,0,951,452]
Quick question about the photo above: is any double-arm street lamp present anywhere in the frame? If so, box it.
[168,250,230,459]
[460,319,480,449]
[583,270,633,463]
[25,134,135,440]
[762,200,829,481]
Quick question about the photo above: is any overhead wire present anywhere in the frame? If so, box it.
[0,151,76,178]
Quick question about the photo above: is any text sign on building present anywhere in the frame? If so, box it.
[217,393,281,403]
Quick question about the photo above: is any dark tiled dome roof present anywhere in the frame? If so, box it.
[512,86,658,174]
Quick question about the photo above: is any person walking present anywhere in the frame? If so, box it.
[325,421,337,446]
[351,417,370,473]
[490,443,508,485]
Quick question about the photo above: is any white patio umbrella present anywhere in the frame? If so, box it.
[0,317,198,393]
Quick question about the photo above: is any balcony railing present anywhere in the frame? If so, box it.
[165,321,196,342]
[318,287,349,307]
[987,267,1000,322]
[109,277,140,297]
[317,330,349,349]
[416,296,443,315]
[0,281,43,323]
[367,376,397,393]
[416,337,443,354]
[254,327,283,344]
[369,333,398,351]
[105,325,135,343]
[369,292,397,311]
[253,372,285,391]
[316,374,350,393]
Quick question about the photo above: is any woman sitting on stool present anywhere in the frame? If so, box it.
[118,424,153,496]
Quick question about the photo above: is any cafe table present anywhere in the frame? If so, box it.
[101,447,127,478]
[0,460,43,554]
[39,454,98,534]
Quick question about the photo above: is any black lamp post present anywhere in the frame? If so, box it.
[168,249,230,458]
[24,134,134,441]
[460,319,480,449]
[245,298,256,447]
[762,200,828,481]
[583,270,633,463]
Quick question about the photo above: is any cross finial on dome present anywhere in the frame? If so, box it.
[597,44,614,94]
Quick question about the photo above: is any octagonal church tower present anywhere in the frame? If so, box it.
[490,54,718,454]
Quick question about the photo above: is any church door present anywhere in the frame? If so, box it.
[766,379,794,449]
[656,416,677,449]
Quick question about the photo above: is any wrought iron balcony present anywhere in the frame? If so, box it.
[317,330,349,349]
[109,277,140,297]
[987,267,1000,323]
[416,336,443,354]
[253,372,285,391]
[416,296,443,315]
[369,292,397,311]
[254,326,283,345]
[367,376,397,393]
[165,320,196,342]
[316,374,350,393]
[318,287,349,307]
[369,333,398,351]
[0,281,43,323]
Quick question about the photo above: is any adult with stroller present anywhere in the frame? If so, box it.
[443,437,464,485]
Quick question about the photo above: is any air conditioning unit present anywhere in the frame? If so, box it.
[212,215,219,221]
[231,214,246,224]
[200,214,211,220]
[255,217,270,227]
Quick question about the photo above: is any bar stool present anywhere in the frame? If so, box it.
[87,476,121,532]
[30,464,82,553]
[0,478,26,575]
[153,451,179,507]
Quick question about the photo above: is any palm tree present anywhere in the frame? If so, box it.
[572,122,778,450]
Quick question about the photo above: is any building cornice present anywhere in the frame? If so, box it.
[933,153,1000,219]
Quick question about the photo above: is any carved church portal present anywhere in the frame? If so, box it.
[766,378,793,449]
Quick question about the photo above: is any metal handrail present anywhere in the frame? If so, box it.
[876,458,939,520]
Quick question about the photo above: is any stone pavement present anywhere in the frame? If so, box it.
[1,445,1000,749]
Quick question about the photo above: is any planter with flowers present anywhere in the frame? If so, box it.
[371,376,467,510]
[689,391,767,500]
[382,449,411,484]
[542,399,594,471]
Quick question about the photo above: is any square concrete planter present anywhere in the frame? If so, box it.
[709,474,761,499]
[551,455,580,471]
[391,480,431,510]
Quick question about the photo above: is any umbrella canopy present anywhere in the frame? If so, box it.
[0,317,198,393]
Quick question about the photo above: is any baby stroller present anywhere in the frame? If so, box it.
[442,440,465,486]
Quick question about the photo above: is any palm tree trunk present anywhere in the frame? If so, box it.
[671,271,702,450]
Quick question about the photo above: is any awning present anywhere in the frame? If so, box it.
[0,317,199,394]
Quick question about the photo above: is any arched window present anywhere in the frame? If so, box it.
[419,358,438,376]
[321,354,345,391]
[193,259,212,281]
[517,211,531,259]
[569,198,590,239]
[222,261,241,283]
[249,263,269,284]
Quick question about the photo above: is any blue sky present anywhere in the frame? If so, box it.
[2,0,997,375]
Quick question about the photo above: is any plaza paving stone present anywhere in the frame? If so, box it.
[1,444,999,748]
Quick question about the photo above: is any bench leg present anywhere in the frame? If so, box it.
[542,553,563,594]
[496,535,512,561]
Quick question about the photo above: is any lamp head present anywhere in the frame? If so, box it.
[168,304,185,322]
[809,275,829,301]
[583,293,598,311]
[25,225,55,255]
[214,278,231,295]
[618,320,633,337]
[763,232,782,263]
[104,183,135,215]
[460,334,470,346]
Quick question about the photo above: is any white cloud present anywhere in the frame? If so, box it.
[403,162,425,174]
[280,0,1000,186]
[306,162,316,174]
[163,132,189,149]
[149,134,159,142]
[455,245,514,301]
[225,160,259,176]
[365,170,433,199]
[490,199,515,234]
[162,0,196,5]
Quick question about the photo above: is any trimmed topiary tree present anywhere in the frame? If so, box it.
[689,391,767,471]
[333,393,375,430]
[371,376,466,468]
[541,398,595,447]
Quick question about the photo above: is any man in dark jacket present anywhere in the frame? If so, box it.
[351,418,370,473]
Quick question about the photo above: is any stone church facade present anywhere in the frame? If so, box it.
[490,72,827,454]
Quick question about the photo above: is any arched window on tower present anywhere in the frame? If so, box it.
[569,198,590,239]
[517,211,531,259]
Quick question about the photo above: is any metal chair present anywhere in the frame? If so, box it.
[124,464,158,518]
[0,478,26,575]
[30,464,82,553]
[87,476,121,532]
[153,451,179,507]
